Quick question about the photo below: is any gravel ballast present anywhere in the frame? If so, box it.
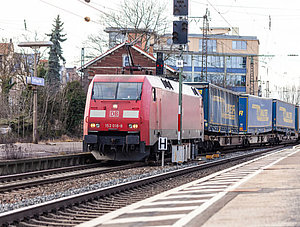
[0,149,271,213]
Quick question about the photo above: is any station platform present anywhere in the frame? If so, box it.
[191,145,300,227]
[77,145,300,227]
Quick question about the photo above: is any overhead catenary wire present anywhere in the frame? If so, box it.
[76,0,111,17]
[205,0,240,38]
[39,0,101,25]
[191,0,300,12]
[80,0,122,13]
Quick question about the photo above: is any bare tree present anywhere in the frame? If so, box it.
[0,39,36,141]
[0,40,16,107]
[275,84,300,105]
[84,0,169,56]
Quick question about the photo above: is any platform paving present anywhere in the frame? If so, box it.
[189,146,300,227]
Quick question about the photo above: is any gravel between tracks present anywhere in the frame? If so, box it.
[0,149,267,214]
[0,163,199,213]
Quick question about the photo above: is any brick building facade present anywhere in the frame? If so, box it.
[79,42,177,89]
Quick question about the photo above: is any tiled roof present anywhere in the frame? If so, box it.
[79,42,176,73]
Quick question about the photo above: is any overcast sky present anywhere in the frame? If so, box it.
[1,0,300,95]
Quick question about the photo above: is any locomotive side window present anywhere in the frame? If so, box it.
[152,87,156,101]
[92,82,142,100]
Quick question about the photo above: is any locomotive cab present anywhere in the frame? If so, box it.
[83,76,149,161]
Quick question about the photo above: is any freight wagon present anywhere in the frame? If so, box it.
[272,99,298,142]
[238,94,276,145]
[186,83,298,150]
[196,82,239,134]
[272,99,295,132]
[83,75,204,161]
[185,82,241,150]
[239,94,273,134]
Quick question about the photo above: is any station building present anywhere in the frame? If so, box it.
[156,28,260,95]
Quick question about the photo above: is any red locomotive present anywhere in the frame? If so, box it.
[83,75,204,161]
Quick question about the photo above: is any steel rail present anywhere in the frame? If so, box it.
[0,162,102,183]
[0,145,286,226]
[0,162,145,193]
[0,153,95,176]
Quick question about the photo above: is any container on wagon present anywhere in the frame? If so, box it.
[185,82,239,134]
[272,99,296,132]
[239,94,273,134]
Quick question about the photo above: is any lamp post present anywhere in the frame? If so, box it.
[18,41,53,144]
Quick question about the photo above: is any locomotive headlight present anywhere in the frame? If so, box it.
[96,123,100,128]
[90,123,96,128]
[128,123,138,129]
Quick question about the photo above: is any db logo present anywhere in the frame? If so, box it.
[109,111,119,117]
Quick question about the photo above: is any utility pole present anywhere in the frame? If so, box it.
[178,45,183,144]
[266,80,270,98]
[18,41,53,144]
[250,56,255,95]
[201,8,209,82]
[81,48,84,86]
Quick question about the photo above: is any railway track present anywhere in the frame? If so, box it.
[0,162,145,193]
[0,145,288,226]
[0,153,95,176]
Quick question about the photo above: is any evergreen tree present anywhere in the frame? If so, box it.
[64,81,86,134]
[46,15,67,89]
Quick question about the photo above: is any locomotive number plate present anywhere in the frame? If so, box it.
[105,123,123,129]
[109,110,119,117]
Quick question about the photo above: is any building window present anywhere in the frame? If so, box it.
[226,56,246,68]
[192,73,202,82]
[192,55,223,68]
[208,73,224,86]
[122,55,131,67]
[207,56,224,68]
[183,72,192,82]
[199,39,217,53]
[232,40,247,50]
[226,74,246,87]
[165,54,176,66]
[193,55,202,67]
[183,55,191,66]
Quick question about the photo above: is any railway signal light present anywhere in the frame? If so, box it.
[173,0,188,16]
[173,20,188,44]
[156,52,164,75]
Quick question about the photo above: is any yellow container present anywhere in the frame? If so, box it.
[206,154,214,159]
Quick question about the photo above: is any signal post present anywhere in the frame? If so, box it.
[173,0,188,145]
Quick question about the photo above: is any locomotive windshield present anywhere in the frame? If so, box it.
[92,82,143,100]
